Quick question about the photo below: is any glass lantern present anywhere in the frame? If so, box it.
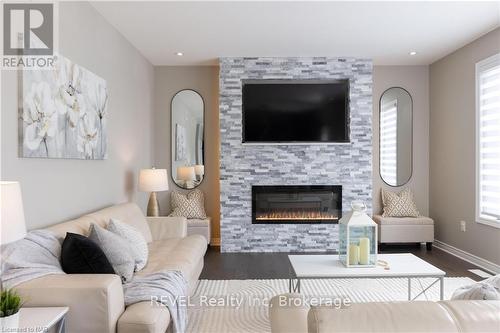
[339,202,377,267]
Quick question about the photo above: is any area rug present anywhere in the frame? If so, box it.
[186,277,474,333]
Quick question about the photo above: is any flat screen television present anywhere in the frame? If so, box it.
[242,80,349,143]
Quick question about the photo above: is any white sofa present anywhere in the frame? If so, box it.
[15,203,207,333]
[270,293,500,333]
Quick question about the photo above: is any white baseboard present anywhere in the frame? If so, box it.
[433,240,500,275]
[211,238,220,246]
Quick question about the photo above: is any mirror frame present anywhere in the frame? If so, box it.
[379,86,413,187]
[170,88,206,189]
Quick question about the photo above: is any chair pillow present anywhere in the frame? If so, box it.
[107,218,148,271]
[88,224,135,282]
[61,232,115,275]
[169,189,207,219]
[381,188,420,217]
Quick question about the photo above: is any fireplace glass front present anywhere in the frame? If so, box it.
[252,185,342,224]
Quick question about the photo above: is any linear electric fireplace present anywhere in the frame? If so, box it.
[252,185,342,224]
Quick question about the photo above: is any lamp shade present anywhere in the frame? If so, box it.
[177,166,196,181]
[138,169,169,192]
[1,181,27,245]
[194,165,205,176]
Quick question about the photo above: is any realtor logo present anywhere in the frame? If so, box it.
[3,3,53,56]
[2,2,57,69]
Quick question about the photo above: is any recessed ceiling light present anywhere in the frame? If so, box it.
[409,51,417,56]
[175,52,183,56]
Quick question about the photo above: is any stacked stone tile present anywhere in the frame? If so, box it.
[219,57,372,252]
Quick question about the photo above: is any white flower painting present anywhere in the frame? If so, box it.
[20,55,108,159]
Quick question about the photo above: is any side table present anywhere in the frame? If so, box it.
[16,307,68,333]
[187,217,211,244]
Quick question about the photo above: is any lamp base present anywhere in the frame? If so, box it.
[147,192,160,217]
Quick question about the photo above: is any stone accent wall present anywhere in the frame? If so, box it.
[219,57,372,252]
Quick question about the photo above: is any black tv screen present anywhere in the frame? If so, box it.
[242,80,349,143]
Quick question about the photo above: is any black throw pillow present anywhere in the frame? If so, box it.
[61,232,115,274]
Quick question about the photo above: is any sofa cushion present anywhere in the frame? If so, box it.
[46,203,153,243]
[138,235,207,278]
[308,301,458,333]
[88,203,153,243]
[373,215,434,226]
[269,293,309,333]
[47,216,101,238]
[438,300,500,332]
[118,301,170,333]
[108,219,149,271]
[89,224,135,282]
[61,232,115,275]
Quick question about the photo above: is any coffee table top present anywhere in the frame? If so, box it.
[288,253,445,278]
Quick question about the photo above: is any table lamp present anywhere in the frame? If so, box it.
[139,168,169,216]
[177,166,196,188]
[1,181,27,246]
[1,181,27,292]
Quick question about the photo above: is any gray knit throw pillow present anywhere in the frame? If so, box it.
[107,218,148,271]
[88,223,135,282]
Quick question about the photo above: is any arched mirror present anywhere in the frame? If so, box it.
[379,87,412,186]
[171,89,204,189]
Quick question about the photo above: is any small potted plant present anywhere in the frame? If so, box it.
[0,289,23,329]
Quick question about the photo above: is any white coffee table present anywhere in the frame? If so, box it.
[17,307,68,333]
[288,253,446,300]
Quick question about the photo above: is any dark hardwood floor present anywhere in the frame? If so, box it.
[200,244,485,281]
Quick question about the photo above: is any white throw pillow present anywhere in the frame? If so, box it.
[381,188,420,217]
[451,282,499,300]
[484,274,500,291]
[88,223,135,283]
[169,189,207,219]
[107,218,149,271]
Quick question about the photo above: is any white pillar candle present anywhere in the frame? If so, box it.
[194,165,205,176]
[177,166,196,181]
[359,237,370,265]
[348,244,360,265]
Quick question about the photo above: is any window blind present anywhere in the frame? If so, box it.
[477,54,500,223]
[380,99,398,185]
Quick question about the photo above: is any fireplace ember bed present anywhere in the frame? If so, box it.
[252,185,342,224]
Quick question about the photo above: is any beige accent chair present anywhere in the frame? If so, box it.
[373,215,434,250]
[15,203,207,333]
[269,293,500,333]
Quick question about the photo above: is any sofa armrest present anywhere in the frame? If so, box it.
[146,216,188,240]
[269,293,310,333]
[15,274,124,333]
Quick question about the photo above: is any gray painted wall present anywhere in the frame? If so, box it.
[219,57,373,253]
[0,2,154,230]
[430,28,500,265]
[372,66,430,216]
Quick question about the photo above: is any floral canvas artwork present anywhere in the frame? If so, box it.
[20,54,108,159]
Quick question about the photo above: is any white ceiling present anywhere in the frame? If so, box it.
[91,1,500,66]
